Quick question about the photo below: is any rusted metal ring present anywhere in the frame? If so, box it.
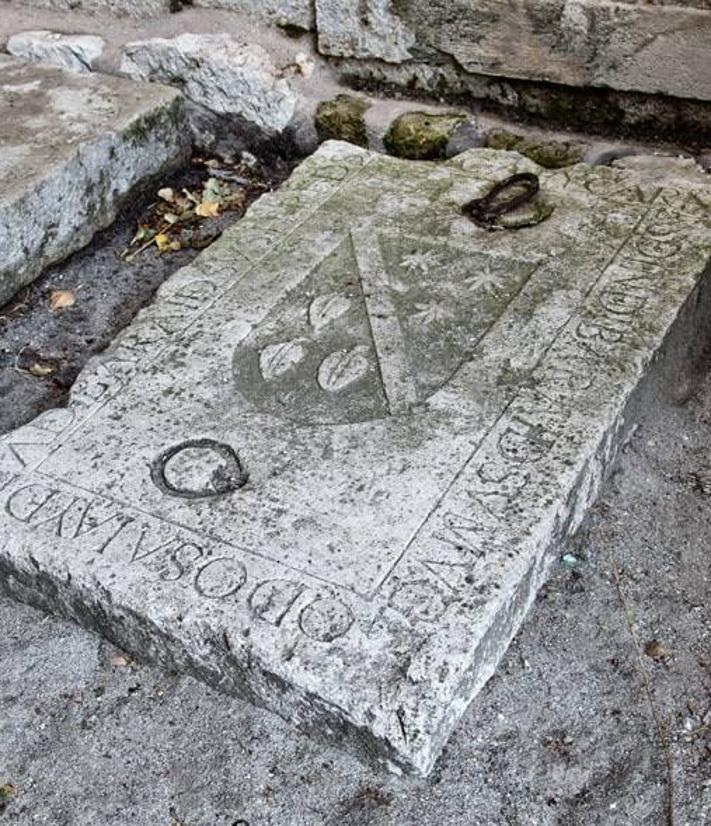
[151,438,248,499]
[462,173,540,228]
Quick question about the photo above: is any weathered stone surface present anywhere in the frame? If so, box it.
[1,142,710,776]
[0,56,189,307]
[121,34,298,134]
[193,0,315,29]
[18,0,313,23]
[484,129,588,169]
[444,119,482,158]
[315,0,415,62]
[15,0,170,16]
[376,0,711,102]
[7,30,105,73]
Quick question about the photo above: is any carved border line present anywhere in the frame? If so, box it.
[370,186,666,596]
[30,178,663,602]
[0,151,374,479]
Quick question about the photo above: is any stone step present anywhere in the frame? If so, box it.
[0,142,709,775]
[0,56,190,306]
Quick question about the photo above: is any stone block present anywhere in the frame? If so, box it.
[121,34,298,134]
[193,0,315,29]
[7,30,105,73]
[390,0,711,102]
[1,142,710,775]
[315,0,415,62]
[0,56,190,307]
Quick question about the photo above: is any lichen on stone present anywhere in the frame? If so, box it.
[384,111,467,160]
[484,129,588,169]
[314,94,370,147]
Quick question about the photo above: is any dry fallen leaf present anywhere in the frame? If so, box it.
[154,233,181,253]
[295,51,315,78]
[110,653,131,667]
[644,640,672,661]
[123,158,270,262]
[196,201,221,218]
[48,289,76,312]
[28,361,56,377]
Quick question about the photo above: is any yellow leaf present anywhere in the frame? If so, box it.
[196,200,220,218]
[154,233,181,253]
[48,289,76,312]
[29,362,56,377]
[295,51,315,78]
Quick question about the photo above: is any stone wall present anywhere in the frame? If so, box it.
[11,0,711,133]
[446,0,708,101]
[309,0,711,103]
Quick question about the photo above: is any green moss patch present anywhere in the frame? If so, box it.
[484,129,588,169]
[315,95,370,147]
[384,111,467,160]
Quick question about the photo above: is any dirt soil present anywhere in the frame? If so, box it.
[0,160,709,826]
[0,155,291,433]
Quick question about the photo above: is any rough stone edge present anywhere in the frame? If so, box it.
[412,227,711,775]
[6,30,106,72]
[0,545,408,772]
[193,0,315,30]
[0,78,191,306]
[12,0,172,18]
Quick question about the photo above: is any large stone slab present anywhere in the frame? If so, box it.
[406,0,711,102]
[314,0,711,102]
[0,56,190,306]
[1,142,710,775]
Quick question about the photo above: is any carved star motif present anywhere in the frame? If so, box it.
[463,261,505,298]
[412,302,452,325]
[400,250,437,275]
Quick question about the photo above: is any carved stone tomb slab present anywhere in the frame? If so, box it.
[1,142,710,775]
